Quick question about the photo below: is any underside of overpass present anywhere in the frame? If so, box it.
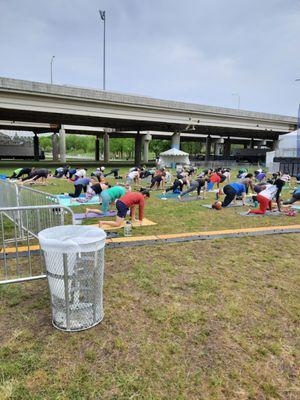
[0,77,297,164]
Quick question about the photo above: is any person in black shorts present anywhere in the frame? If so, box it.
[23,168,51,185]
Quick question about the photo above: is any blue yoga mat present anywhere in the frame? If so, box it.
[55,194,101,207]
[291,205,300,210]
[157,193,180,199]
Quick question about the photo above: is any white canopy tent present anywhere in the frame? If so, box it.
[266,130,299,173]
[158,148,190,168]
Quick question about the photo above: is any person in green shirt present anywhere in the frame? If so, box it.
[85,185,128,215]
[9,167,33,180]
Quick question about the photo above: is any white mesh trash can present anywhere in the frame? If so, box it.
[38,225,106,332]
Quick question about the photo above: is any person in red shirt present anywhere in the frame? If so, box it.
[99,189,150,228]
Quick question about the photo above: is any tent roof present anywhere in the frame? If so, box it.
[159,148,189,156]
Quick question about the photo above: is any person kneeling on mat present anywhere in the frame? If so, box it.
[247,178,286,214]
[212,182,246,209]
[99,188,150,228]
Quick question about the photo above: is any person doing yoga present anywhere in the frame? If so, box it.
[76,181,108,204]
[22,168,51,185]
[283,188,300,205]
[68,177,93,198]
[207,172,226,191]
[96,185,128,214]
[247,178,285,214]
[99,188,150,228]
[10,167,33,180]
[212,182,246,209]
[178,176,209,199]
[163,176,189,195]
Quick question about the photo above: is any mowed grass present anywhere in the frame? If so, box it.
[1,166,300,237]
[0,235,299,399]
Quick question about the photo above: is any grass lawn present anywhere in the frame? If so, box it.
[0,165,299,399]
[1,166,300,237]
[0,236,299,399]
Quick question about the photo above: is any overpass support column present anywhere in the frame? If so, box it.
[59,128,66,163]
[223,137,231,159]
[135,130,142,166]
[52,133,59,162]
[271,140,279,151]
[249,138,254,149]
[95,136,100,161]
[205,135,212,161]
[171,132,180,149]
[143,133,152,163]
[33,132,40,161]
[104,132,110,163]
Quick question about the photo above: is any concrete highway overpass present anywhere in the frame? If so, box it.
[0,77,297,163]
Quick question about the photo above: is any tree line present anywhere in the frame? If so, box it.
[39,134,205,159]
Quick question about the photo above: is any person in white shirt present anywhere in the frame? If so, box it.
[75,168,87,180]
[248,179,285,214]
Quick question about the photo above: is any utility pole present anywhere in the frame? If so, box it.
[99,10,106,90]
[50,55,55,84]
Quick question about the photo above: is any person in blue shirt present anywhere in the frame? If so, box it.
[283,188,300,205]
[68,177,93,198]
[212,182,246,209]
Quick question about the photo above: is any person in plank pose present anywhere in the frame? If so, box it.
[212,182,247,209]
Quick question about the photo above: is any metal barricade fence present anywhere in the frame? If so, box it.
[0,179,19,208]
[18,185,59,207]
[0,178,75,284]
[0,205,74,284]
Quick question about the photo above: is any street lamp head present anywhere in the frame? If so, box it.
[99,10,105,20]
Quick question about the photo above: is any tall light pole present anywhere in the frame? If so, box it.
[50,56,55,84]
[99,10,106,90]
[232,93,240,109]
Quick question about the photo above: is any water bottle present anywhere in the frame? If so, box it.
[124,221,132,237]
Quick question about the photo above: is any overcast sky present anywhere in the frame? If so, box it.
[0,0,300,117]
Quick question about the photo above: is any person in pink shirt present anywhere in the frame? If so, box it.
[99,189,150,228]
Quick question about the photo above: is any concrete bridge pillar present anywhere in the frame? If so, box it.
[104,132,110,163]
[52,133,59,162]
[143,133,152,163]
[205,135,212,161]
[223,137,231,159]
[135,130,142,166]
[171,132,181,149]
[95,136,100,161]
[33,132,40,161]
[59,128,66,163]
[249,138,255,149]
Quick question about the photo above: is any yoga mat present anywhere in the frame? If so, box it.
[157,193,180,199]
[291,205,300,210]
[74,211,117,220]
[92,217,157,231]
[177,196,204,202]
[201,202,246,209]
[55,194,101,207]
[239,211,282,217]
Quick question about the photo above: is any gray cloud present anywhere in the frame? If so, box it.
[0,0,299,116]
